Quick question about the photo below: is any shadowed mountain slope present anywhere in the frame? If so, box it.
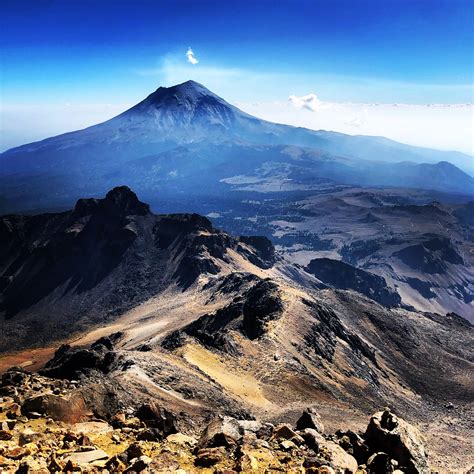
[0,186,274,352]
[305,257,402,307]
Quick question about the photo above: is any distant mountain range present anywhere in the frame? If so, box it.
[0,80,473,213]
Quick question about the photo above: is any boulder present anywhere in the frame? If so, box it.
[48,457,64,472]
[126,442,148,460]
[301,428,322,452]
[148,451,181,472]
[18,428,42,446]
[111,411,126,427]
[271,424,304,445]
[318,437,358,474]
[124,455,152,473]
[5,403,21,418]
[0,430,12,441]
[166,432,198,447]
[280,439,297,451]
[21,393,89,423]
[336,430,370,464]
[296,407,325,433]
[256,422,274,440]
[367,452,394,473]
[62,460,81,472]
[70,421,113,434]
[1,368,28,387]
[63,449,109,465]
[236,419,262,435]
[0,421,13,431]
[303,456,322,469]
[137,428,164,441]
[135,402,178,437]
[364,409,429,474]
[197,416,242,449]
[105,455,127,472]
[195,447,226,467]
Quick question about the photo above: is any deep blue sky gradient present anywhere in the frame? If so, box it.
[1,0,473,104]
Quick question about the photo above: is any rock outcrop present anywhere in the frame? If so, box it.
[393,236,463,274]
[364,409,430,474]
[0,187,276,353]
[40,332,123,380]
[162,274,283,353]
[306,257,401,307]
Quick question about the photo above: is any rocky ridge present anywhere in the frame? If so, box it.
[0,187,275,353]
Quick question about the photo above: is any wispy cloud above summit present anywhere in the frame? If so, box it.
[186,48,199,65]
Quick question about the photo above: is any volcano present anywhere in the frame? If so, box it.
[0,80,473,212]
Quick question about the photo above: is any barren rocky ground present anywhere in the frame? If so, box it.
[0,366,439,473]
[0,187,473,473]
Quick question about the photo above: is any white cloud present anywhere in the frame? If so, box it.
[289,93,334,112]
[186,47,199,65]
[289,93,321,111]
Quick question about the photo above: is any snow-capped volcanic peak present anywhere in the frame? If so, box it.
[122,80,239,128]
[145,80,223,105]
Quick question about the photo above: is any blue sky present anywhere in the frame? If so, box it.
[1,0,473,152]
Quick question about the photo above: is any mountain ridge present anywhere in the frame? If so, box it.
[0,186,276,351]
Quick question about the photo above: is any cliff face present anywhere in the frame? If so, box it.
[305,257,402,307]
[0,186,274,352]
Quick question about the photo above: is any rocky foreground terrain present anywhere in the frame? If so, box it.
[0,363,431,473]
[0,187,473,472]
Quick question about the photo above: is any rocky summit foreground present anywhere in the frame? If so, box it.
[0,187,473,472]
[0,367,431,473]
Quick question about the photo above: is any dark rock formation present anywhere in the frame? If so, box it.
[40,333,123,380]
[302,299,378,367]
[341,240,381,265]
[364,409,429,474]
[162,276,283,353]
[196,416,243,450]
[366,452,394,473]
[237,236,276,269]
[135,402,178,438]
[336,430,370,465]
[404,277,437,299]
[0,187,276,353]
[242,279,283,339]
[305,258,401,307]
[296,407,324,434]
[394,236,463,274]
